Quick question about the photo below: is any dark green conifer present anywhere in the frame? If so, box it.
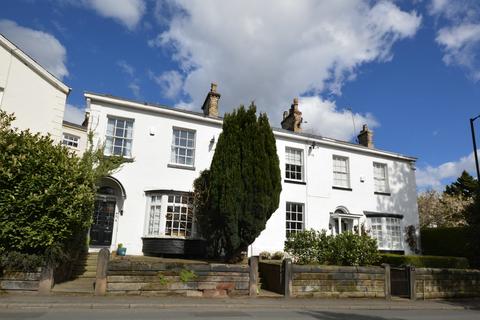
[194,104,281,260]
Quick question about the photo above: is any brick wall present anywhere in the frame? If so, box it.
[107,260,250,297]
[292,265,386,298]
[415,268,480,299]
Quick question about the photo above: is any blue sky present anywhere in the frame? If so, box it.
[1,0,480,190]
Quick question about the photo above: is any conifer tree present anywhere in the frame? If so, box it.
[445,170,479,198]
[194,104,281,261]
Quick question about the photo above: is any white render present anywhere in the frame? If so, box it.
[0,34,70,142]
[86,92,420,256]
[62,121,88,156]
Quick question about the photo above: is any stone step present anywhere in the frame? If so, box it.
[73,271,96,278]
[52,277,95,293]
[72,265,97,272]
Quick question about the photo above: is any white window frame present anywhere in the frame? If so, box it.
[285,147,304,181]
[170,127,196,167]
[105,116,134,158]
[62,133,80,148]
[368,216,403,251]
[373,162,389,193]
[286,202,304,237]
[144,192,195,239]
[332,155,350,188]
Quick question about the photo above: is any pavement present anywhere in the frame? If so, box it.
[0,294,479,311]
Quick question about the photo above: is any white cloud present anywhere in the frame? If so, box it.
[64,104,85,124]
[151,0,421,131]
[117,60,135,77]
[436,24,480,80]
[0,19,68,79]
[429,0,480,80]
[57,0,146,30]
[416,151,478,189]
[299,96,378,141]
[128,82,141,98]
[117,59,141,98]
[83,0,146,30]
[150,70,183,99]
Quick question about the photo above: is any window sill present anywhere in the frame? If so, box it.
[284,179,306,185]
[332,186,352,191]
[374,191,391,196]
[167,163,196,171]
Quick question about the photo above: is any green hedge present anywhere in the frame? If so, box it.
[380,254,470,269]
[421,227,471,257]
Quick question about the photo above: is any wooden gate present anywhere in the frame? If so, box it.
[391,266,410,298]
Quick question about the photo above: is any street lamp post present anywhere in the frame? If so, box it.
[470,114,480,182]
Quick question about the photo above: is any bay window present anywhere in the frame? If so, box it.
[367,216,403,251]
[145,192,195,238]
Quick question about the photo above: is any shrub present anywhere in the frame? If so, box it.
[380,254,470,269]
[421,227,472,257]
[0,111,122,267]
[329,232,380,266]
[284,230,322,264]
[259,251,271,260]
[271,251,285,260]
[0,251,45,272]
[285,229,379,266]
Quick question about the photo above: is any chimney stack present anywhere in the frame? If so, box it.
[281,98,303,133]
[202,83,221,117]
[358,124,373,148]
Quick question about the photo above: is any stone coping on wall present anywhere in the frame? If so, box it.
[0,271,41,293]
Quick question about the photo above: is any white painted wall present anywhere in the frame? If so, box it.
[0,36,68,142]
[87,94,419,256]
[62,122,88,156]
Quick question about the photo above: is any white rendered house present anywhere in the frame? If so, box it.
[0,34,70,142]
[62,120,88,156]
[85,84,419,256]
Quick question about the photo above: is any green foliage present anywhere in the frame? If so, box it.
[285,230,380,266]
[194,104,281,261]
[157,272,169,286]
[0,251,45,272]
[0,111,122,268]
[421,226,480,267]
[404,225,419,253]
[445,171,479,199]
[259,251,271,260]
[271,251,285,260]
[421,227,471,257]
[329,232,380,266]
[380,254,470,269]
[179,269,197,283]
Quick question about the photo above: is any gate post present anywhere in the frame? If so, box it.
[408,265,416,300]
[38,264,54,295]
[382,263,391,300]
[282,258,292,298]
[95,248,110,296]
[249,256,259,297]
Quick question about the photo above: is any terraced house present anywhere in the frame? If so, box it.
[85,84,419,257]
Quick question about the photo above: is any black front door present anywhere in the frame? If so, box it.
[90,199,115,246]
